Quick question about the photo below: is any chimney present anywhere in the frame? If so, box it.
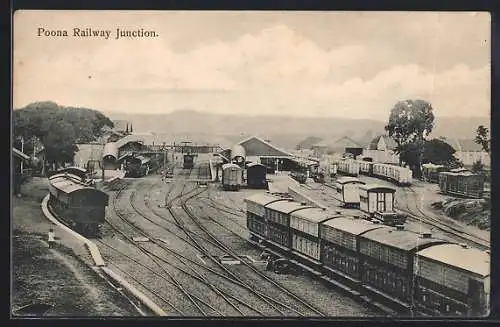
[421,232,432,238]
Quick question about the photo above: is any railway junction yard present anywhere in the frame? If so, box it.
[12,160,490,318]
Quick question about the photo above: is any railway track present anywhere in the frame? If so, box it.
[399,186,490,250]
[167,178,326,316]
[103,179,221,316]
[102,168,326,316]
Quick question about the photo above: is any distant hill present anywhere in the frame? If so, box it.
[102,110,489,150]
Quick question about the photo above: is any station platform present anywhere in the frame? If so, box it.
[266,172,300,195]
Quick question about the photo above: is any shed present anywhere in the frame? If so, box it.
[359,184,396,214]
[320,217,383,252]
[359,228,447,270]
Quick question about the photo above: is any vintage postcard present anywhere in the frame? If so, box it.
[12,11,491,318]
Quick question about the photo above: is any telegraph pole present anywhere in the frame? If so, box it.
[163,142,167,178]
[20,137,24,174]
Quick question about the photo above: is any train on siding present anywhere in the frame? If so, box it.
[245,193,490,317]
[421,163,448,183]
[337,159,413,186]
[48,173,108,238]
[290,169,307,184]
[221,163,242,191]
[183,154,195,169]
[246,162,267,189]
[438,170,484,199]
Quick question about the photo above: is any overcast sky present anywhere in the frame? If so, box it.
[14,11,490,120]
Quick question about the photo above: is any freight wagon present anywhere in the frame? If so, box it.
[438,171,484,199]
[244,194,490,317]
[337,159,360,177]
[414,243,490,316]
[246,162,267,189]
[335,177,365,208]
[372,163,412,186]
[422,163,448,183]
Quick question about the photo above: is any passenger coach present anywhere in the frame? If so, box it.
[48,174,109,237]
[221,163,242,191]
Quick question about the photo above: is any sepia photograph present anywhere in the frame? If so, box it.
[12,10,491,318]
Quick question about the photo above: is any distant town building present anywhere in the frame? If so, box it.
[440,137,490,167]
[361,135,400,164]
[311,136,364,158]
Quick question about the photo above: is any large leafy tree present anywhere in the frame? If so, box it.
[422,138,462,167]
[13,101,114,168]
[385,99,435,177]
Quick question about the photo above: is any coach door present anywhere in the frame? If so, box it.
[376,192,386,212]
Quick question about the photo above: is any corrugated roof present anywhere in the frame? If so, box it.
[244,193,288,206]
[361,228,446,251]
[266,200,313,214]
[291,208,340,223]
[336,177,364,185]
[416,243,490,277]
[322,217,383,235]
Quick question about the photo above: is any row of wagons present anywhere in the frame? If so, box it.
[244,193,490,317]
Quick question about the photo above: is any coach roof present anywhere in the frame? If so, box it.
[265,200,314,214]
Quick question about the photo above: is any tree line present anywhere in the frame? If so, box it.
[13,101,114,170]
